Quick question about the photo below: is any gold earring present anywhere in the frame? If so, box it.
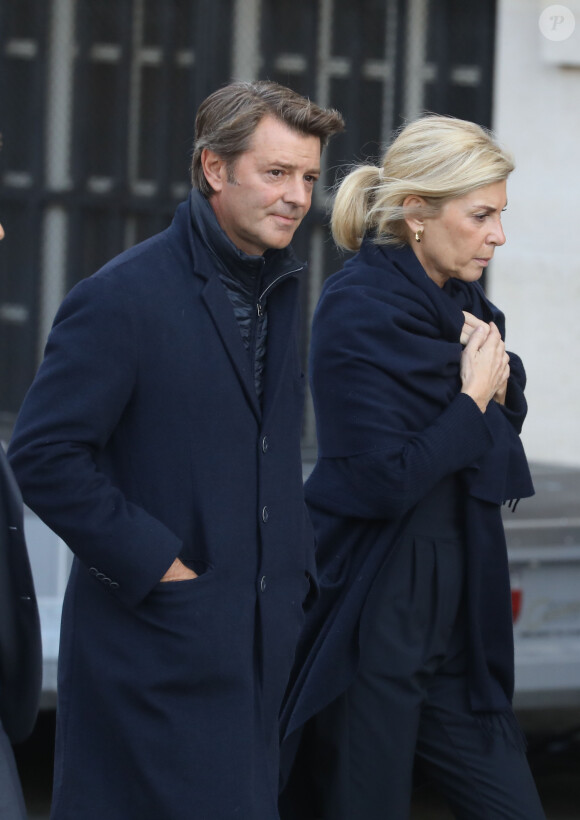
[415,228,424,243]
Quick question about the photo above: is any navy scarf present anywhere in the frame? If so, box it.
[443,274,534,716]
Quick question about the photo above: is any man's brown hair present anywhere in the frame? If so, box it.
[191,80,344,197]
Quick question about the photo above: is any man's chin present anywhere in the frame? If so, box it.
[271,223,302,248]
[262,234,296,252]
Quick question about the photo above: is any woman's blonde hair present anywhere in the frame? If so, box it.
[331,115,514,251]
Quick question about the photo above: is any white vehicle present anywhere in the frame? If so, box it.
[505,464,580,734]
[23,509,69,708]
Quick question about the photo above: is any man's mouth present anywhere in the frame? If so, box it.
[272,213,298,223]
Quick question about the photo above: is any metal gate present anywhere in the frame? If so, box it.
[0,0,496,446]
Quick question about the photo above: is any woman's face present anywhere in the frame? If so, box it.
[0,220,4,240]
[410,180,507,288]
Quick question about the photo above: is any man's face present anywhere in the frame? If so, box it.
[204,115,321,255]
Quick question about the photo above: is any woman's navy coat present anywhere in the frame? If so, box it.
[280,241,533,773]
[9,196,315,820]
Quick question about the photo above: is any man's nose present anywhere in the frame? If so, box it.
[283,177,310,208]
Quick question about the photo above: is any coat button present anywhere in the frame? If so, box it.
[89,567,99,576]
[261,436,269,453]
[110,581,119,590]
[261,505,269,523]
[260,575,267,592]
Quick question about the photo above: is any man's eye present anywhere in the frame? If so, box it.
[269,169,283,177]
[304,176,318,184]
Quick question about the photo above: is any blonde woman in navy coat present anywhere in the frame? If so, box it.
[8,82,343,820]
[280,117,545,819]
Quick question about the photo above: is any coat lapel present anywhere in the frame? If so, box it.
[200,274,261,421]
[262,276,300,420]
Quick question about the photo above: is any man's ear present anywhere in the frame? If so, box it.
[402,194,426,235]
[201,148,227,194]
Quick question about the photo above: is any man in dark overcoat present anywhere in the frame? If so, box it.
[0,215,43,819]
[8,81,343,820]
